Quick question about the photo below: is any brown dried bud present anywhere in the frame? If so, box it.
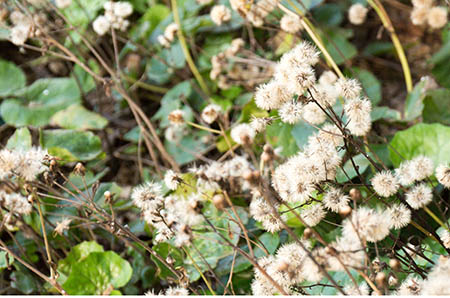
[303,227,313,239]
[125,53,141,73]
[349,188,361,201]
[49,159,57,171]
[74,163,85,176]
[261,151,272,163]
[104,191,112,203]
[325,246,337,256]
[375,272,386,287]
[166,256,175,265]
[48,61,66,75]
[168,110,185,125]
[212,194,229,210]
[339,205,352,217]
[389,258,400,271]
[242,170,253,181]
[27,195,34,204]
[263,144,273,154]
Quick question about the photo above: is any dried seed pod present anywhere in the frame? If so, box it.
[375,272,387,287]
[349,188,361,201]
[74,162,86,176]
[303,227,313,239]
[212,194,229,210]
[389,258,400,271]
[339,205,352,217]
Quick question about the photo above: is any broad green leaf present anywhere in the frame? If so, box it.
[184,202,248,281]
[254,232,280,258]
[313,3,343,26]
[291,121,316,150]
[267,120,299,157]
[72,64,97,93]
[11,265,39,294]
[40,129,102,162]
[130,4,170,42]
[403,80,426,121]
[430,33,450,88]
[58,241,104,284]
[0,251,14,272]
[0,59,26,97]
[61,0,106,28]
[165,130,208,165]
[371,106,401,122]
[51,104,108,130]
[336,153,371,183]
[389,123,450,167]
[151,243,184,279]
[1,78,81,127]
[153,81,193,128]
[282,0,324,13]
[321,28,357,65]
[423,88,450,125]
[350,67,382,105]
[362,42,394,56]
[6,127,32,150]
[63,251,132,295]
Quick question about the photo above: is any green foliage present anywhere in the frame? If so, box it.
[389,123,450,167]
[40,129,103,162]
[0,59,26,97]
[423,88,450,125]
[6,127,32,150]
[403,80,426,121]
[321,28,357,65]
[348,67,382,105]
[0,251,14,273]
[63,252,132,295]
[0,78,81,127]
[50,104,108,130]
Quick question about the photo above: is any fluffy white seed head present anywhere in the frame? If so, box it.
[386,203,411,229]
[301,203,326,227]
[231,123,256,145]
[210,5,232,25]
[348,3,369,25]
[371,171,400,197]
[55,0,72,9]
[278,100,303,124]
[343,207,391,242]
[255,80,292,110]
[336,78,362,99]
[131,181,163,211]
[411,6,429,25]
[250,116,272,133]
[436,164,450,188]
[410,155,434,181]
[323,187,350,212]
[427,6,448,29]
[280,14,303,34]
[164,170,181,190]
[168,109,185,126]
[302,102,326,125]
[201,104,222,124]
[406,183,433,209]
[93,15,110,36]
[412,0,433,7]
[113,1,133,18]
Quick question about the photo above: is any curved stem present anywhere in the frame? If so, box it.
[170,0,210,96]
[367,0,413,92]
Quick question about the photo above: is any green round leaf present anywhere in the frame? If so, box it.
[0,59,26,97]
[50,104,108,130]
[40,129,102,162]
[389,123,450,167]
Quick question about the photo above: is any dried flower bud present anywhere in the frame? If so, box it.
[212,194,229,210]
[74,162,85,175]
[166,256,175,265]
[168,110,185,126]
[27,194,34,204]
[261,151,272,163]
[389,258,400,271]
[339,205,352,217]
[325,246,337,256]
[303,227,313,239]
[104,191,112,202]
[349,188,361,201]
[375,272,386,287]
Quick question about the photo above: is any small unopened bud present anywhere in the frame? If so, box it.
[389,258,400,271]
[168,110,185,126]
[50,159,57,171]
[166,256,175,265]
[242,170,253,181]
[27,195,34,204]
[325,246,337,256]
[212,194,229,210]
[349,188,361,201]
[339,205,352,217]
[263,144,273,154]
[74,163,85,175]
[388,275,398,286]
[261,151,272,163]
[104,191,112,203]
[375,272,386,287]
[303,227,313,239]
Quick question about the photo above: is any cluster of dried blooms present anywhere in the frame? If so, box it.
[93,1,133,36]
[230,0,278,27]
[348,3,369,25]
[210,38,275,89]
[7,9,48,46]
[410,0,447,29]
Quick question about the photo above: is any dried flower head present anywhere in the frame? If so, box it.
[164,170,181,190]
[280,14,303,34]
[386,203,411,229]
[427,7,447,29]
[371,171,399,197]
[336,78,362,99]
[323,187,350,212]
[210,5,232,25]
[348,3,369,25]
[406,183,433,209]
[231,123,256,145]
[168,109,185,126]
[201,104,222,124]
[278,100,303,124]
[93,15,110,36]
[436,164,450,188]
[55,0,72,9]
[411,6,429,25]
